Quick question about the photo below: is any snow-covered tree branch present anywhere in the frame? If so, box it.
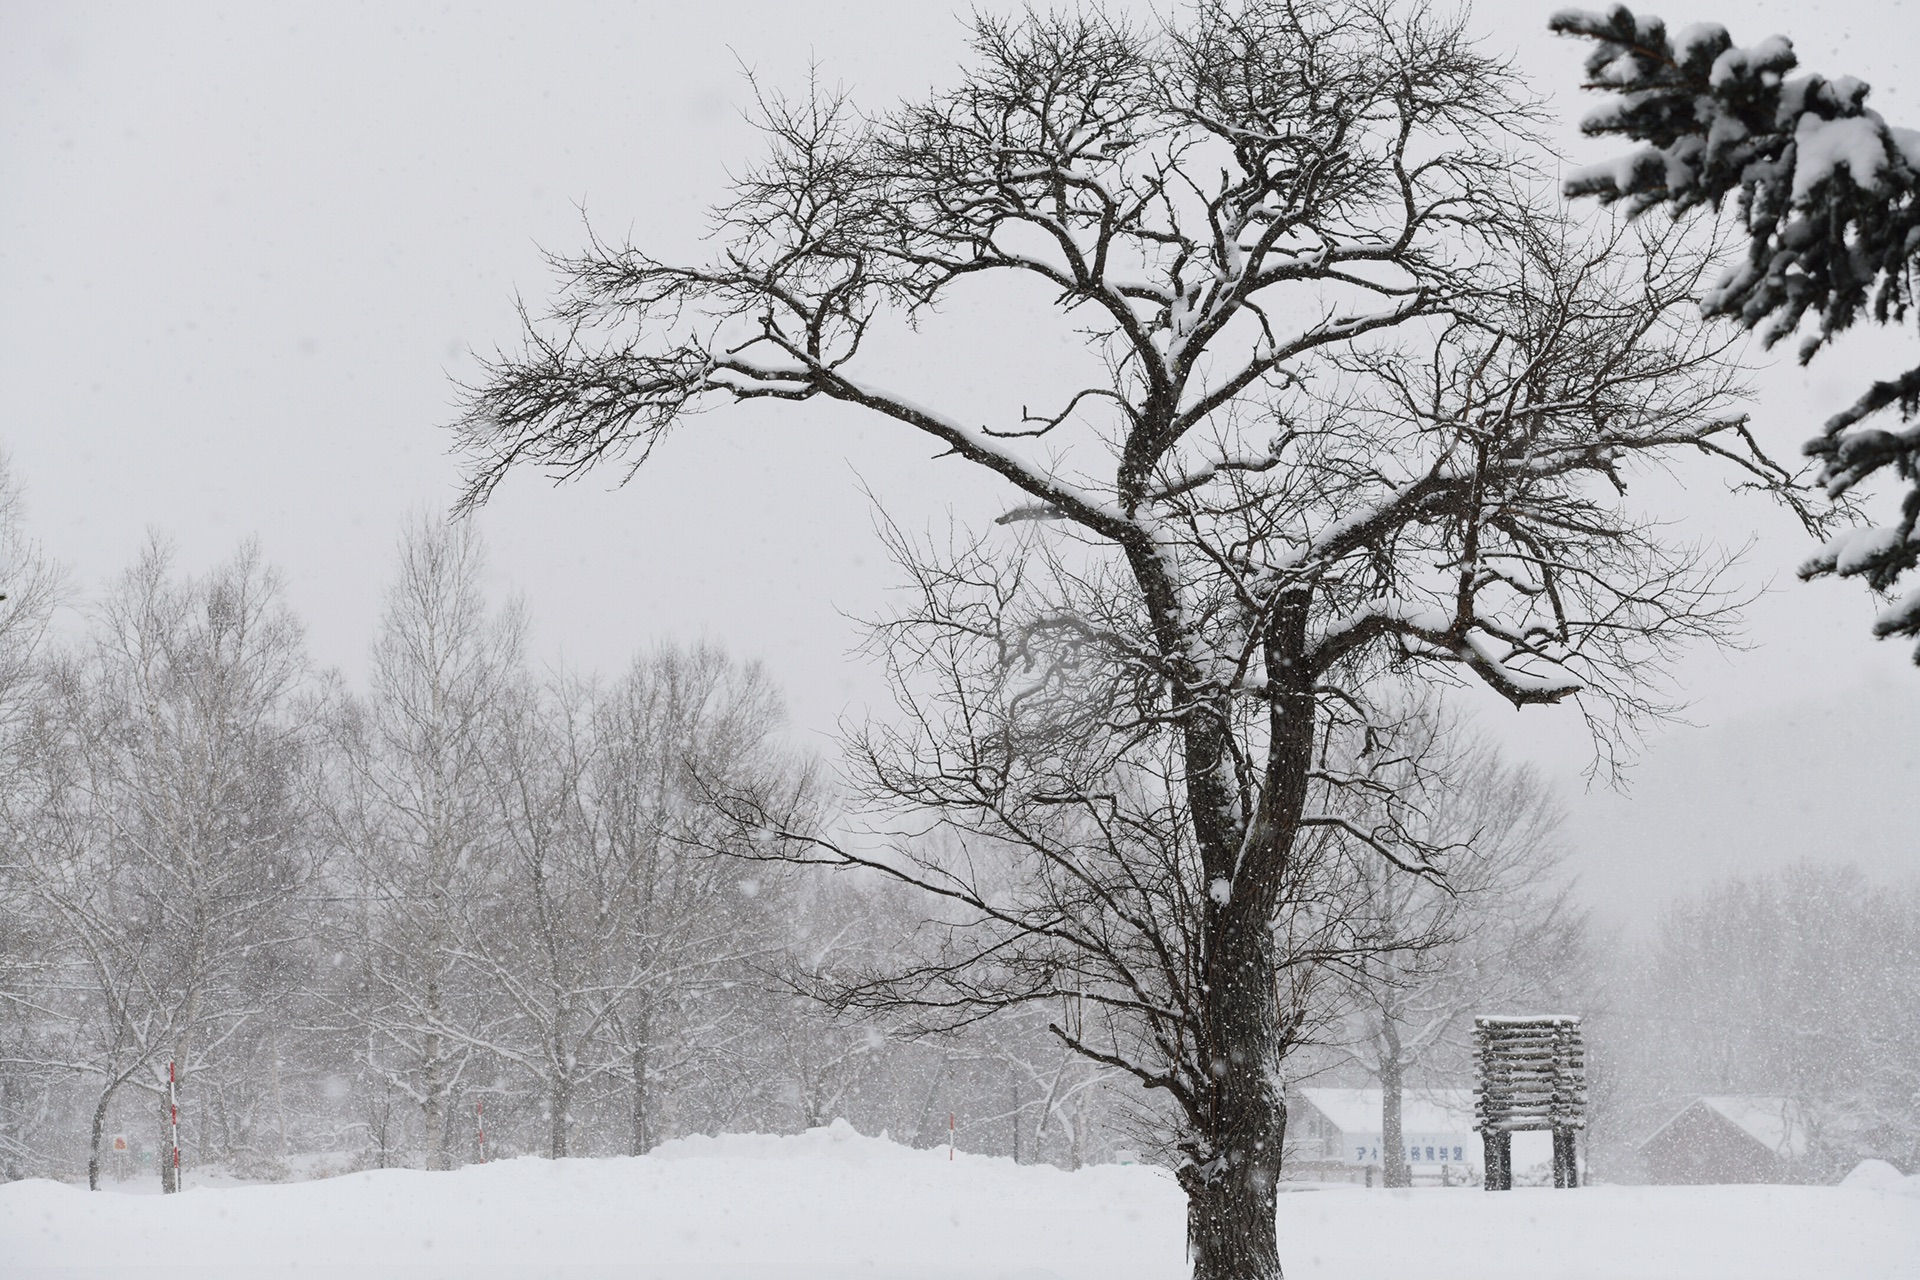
[1552,5,1920,658]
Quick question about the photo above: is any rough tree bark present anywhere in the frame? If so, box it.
[422,1020,448,1171]
[549,1065,570,1160]
[1380,1025,1410,1190]
[86,1082,118,1192]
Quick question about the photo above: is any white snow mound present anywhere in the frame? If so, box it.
[1843,1157,1920,1199]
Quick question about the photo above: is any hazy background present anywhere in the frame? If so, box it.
[4,0,1915,929]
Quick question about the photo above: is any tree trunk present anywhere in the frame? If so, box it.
[1181,920,1286,1280]
[630,1042,652,1156]
[87,1080,119,1191]
[549,1070,570,1159]
[371,1096,391,1168]
[1068,1093,1088,1172]
[422,1027,447,1171]
[157,1086,177,1194]
[1009,1073,1021,1164]
[1381,1039,1410,1188]
[270,1029,290,1163]
[1172,595,1316,1280]
[911,1053,952,1148]
[1181,1078,1284,1280]
[1030,1052,1070,1162]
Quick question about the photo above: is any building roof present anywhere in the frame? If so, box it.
[1295,1087,1474,1136]
[1638,1095,1811,1159]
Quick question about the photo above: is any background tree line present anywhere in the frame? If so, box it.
[1590,862,1920,1182]
[0,505,1124,1186]
[0,468,1910,1191]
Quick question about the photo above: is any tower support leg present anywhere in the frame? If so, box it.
[1482,1131,1512,1191]
[1552,1129,1578,1188]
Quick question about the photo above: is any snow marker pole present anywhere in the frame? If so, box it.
[949,1112,954,1161]
[477,1100,486,1163]
[169,1060,180,1192]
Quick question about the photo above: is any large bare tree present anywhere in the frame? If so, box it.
[454,4,1788,1274]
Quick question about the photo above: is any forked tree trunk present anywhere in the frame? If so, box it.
[1178,602,1316,1280]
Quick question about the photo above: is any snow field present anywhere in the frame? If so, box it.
[4,1121,1917,1280]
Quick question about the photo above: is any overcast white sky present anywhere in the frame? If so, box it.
[3,0,1915,927]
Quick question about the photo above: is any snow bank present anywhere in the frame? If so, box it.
[1843,1157,1920,1199]
[4,1123,1917,1280]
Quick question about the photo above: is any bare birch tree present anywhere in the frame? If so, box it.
[0,454,66,1181]
[34,540,318,1191]
[451,674,598,1160]
[333,517,522,1170]
[584,644,811,1155]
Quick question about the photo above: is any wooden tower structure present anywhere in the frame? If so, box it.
[1472,1015,1586,1190]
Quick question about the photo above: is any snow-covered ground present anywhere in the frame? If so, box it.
[4,1122,1916,1280]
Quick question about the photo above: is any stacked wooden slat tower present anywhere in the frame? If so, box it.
[1472,1014,1585,1190]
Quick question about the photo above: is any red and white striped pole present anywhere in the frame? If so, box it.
[476,1100,486,1164]
[168,1061,180,1192]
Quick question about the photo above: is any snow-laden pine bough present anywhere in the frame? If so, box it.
[1552,6,1920,660]
[453,4,1801,1278]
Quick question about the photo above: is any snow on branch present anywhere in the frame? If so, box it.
[1553,4,1920,659]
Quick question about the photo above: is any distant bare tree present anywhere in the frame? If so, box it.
[411,641,813,1161]
[35,540,318,1191]
[583,644,811,1155]
[332,517,523,1171]
[1334,716,1585,1187]
[0,453,65,1180]
[1615,863,1920,1180]
[448,673,598,1160]
[454,4,1789,1273]
[756,875,947,1140]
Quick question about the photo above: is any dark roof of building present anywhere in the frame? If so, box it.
[1636,1096,1810,1159]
